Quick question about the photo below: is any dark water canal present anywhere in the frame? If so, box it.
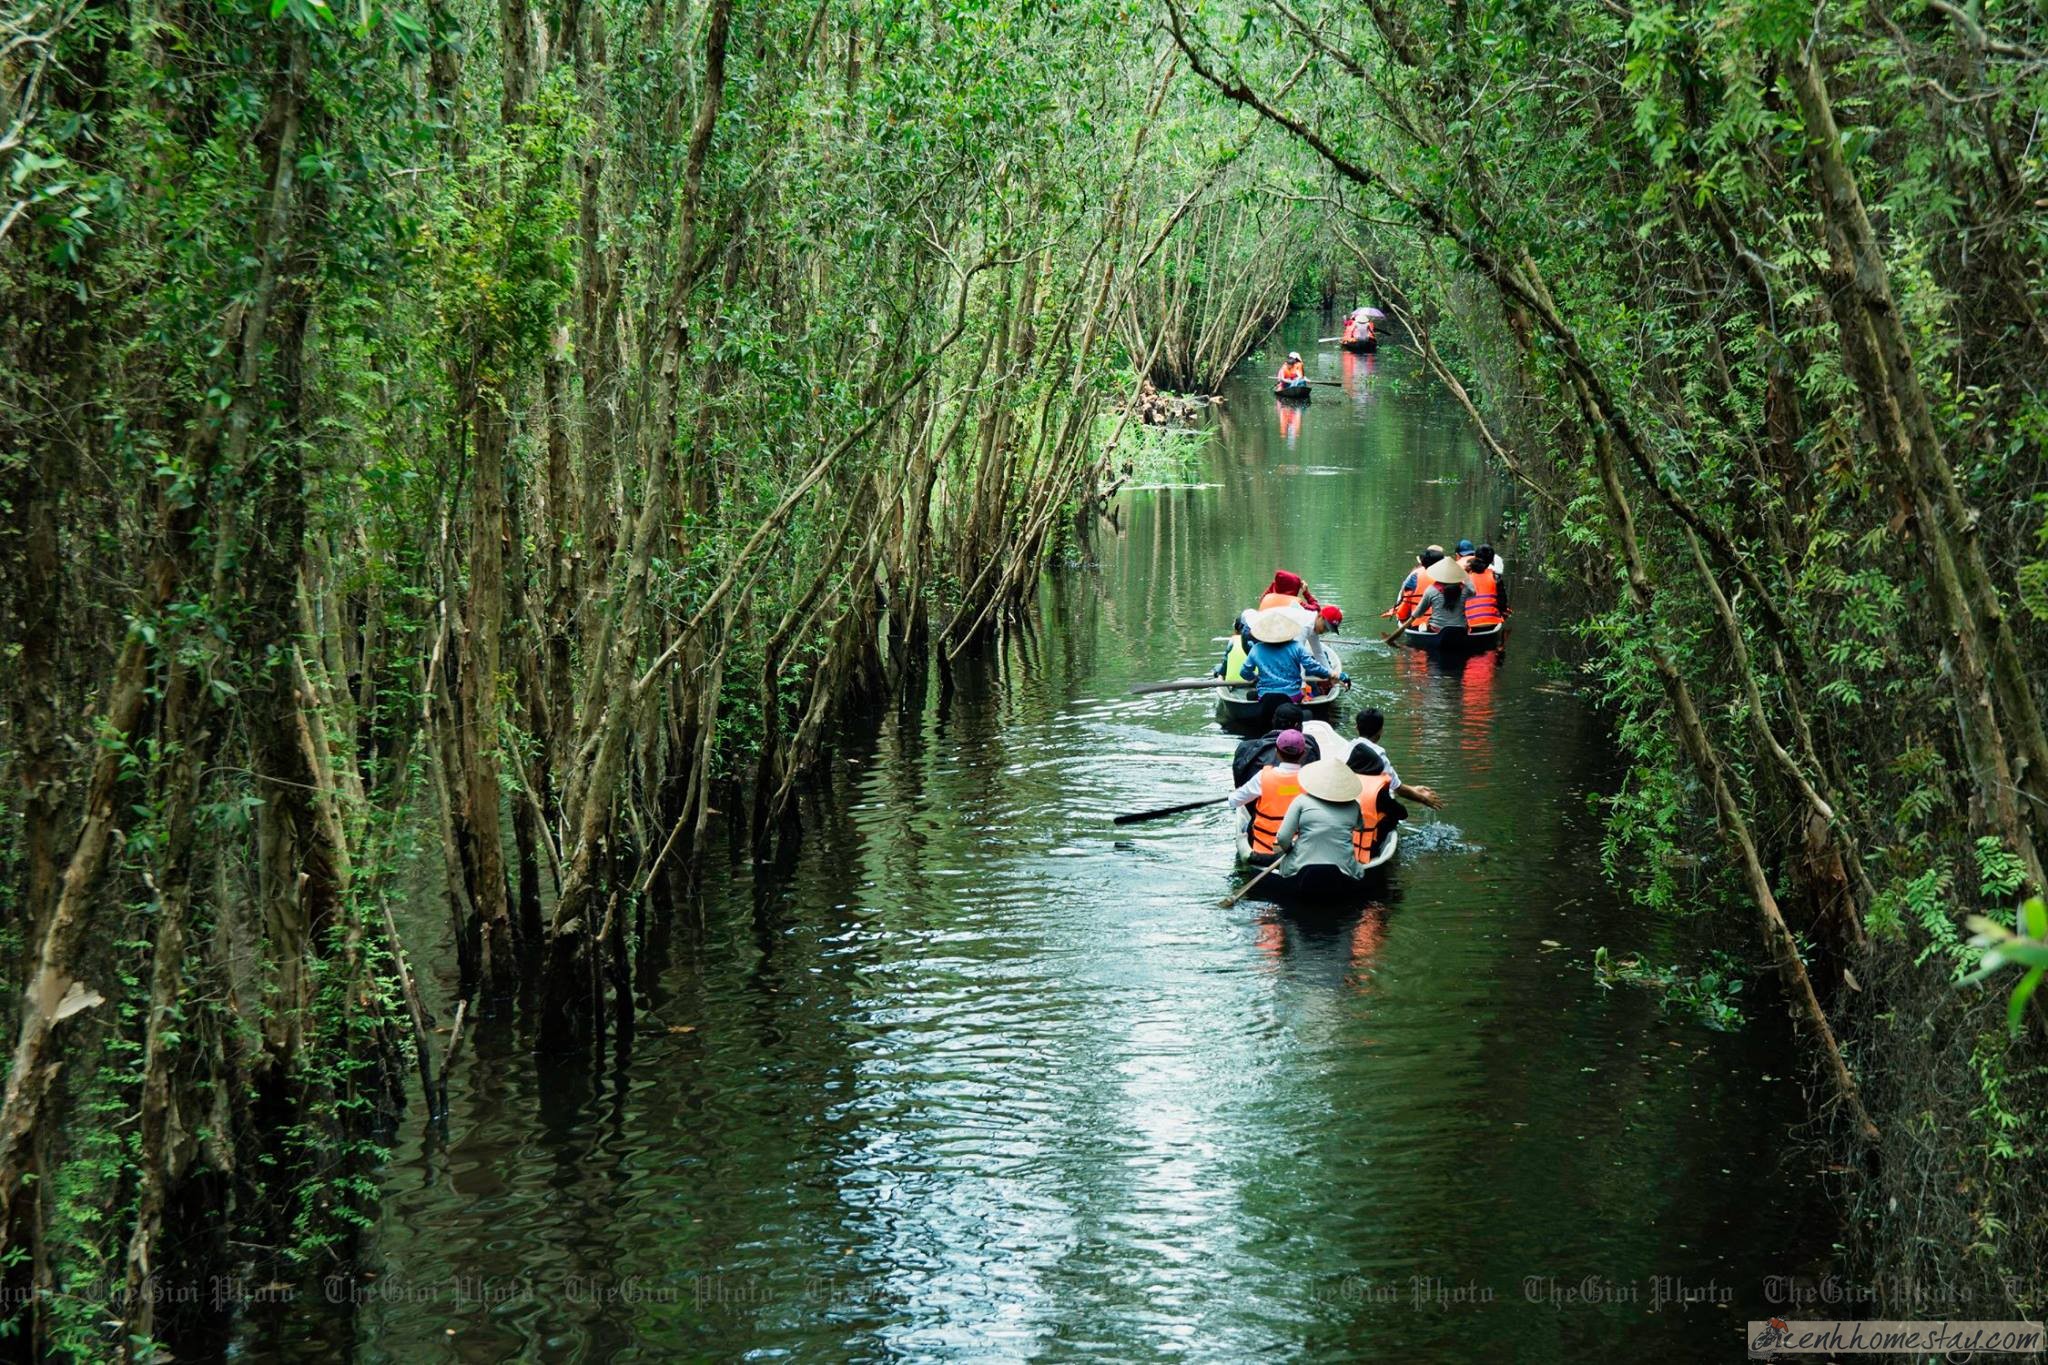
[281,315,1834,1362]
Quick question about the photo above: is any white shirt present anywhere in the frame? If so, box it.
[1229,761,1301,807]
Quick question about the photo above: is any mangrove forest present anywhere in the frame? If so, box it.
[2,0,2046,1352]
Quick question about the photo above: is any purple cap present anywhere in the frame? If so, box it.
[1276,728,1306,757]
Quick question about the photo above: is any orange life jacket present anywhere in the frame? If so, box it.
[1352,773,1393,862]
[1464,568,1502,629]
[1259,591,1301,611]
[1279,361,1304,381]
[1249,766,1304,855]
[1393,570,1425,623]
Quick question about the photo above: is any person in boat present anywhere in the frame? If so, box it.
[1268,759,1370,871]
[1258,568,1321,616]
[1410,556,1470,647]
[1241,608,1344,724]
[1347,707,1441,810]
[1231,702,1322,787]
[1210,611,1253,684]
[1455,537,1506,576]
[1277,352,1305,387]
[1301,718,1410,861]
[1305,604,1342,669]
[1385,547,1443,623]
[1345,760,1407,860]
[1463,546,1504,633]
[1229,727,1308,862]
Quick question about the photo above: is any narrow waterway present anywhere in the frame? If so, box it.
[299,316,1834,1361]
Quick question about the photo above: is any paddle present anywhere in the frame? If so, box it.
[1221,862,1282,907]
[1381,618,1409,644]
[1112,796,1226,827]
[1129,677,1244,696]
[1316,335,1343,342]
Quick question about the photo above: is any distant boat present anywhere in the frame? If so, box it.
[1340,336,1377,354]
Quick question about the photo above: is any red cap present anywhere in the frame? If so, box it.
[1319,605,1343,631]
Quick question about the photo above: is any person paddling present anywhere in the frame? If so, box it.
[1410,556,1471,648]
[1384,546,1443,623]
[1241,608,1344,725]
[1277,352,1305,386]
[1268,759,1368,872]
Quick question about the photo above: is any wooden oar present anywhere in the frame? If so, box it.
[1221,862,1282,907]
[1112,796,1226,827]
[1316,335,1343,342]
[1129,677,1244,696]
[1381,618,1410,644]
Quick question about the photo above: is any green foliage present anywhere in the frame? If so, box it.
[1963,899,2048,1039]
[1592,945,1747,1031]
[1104,414,1215,484]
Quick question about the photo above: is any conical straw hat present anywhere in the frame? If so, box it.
[1248,608,1300,645]
[1297,758,1363,803]
[1424,556,1468,585]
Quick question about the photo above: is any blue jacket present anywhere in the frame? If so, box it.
[1243,639,1334,696]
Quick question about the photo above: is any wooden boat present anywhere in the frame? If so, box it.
[1212,647,1344,732]
[1274,378,1312,400]
[1233,812,1398,907]
[1214,685,1341,731]
[1400,621,1505,653]
[1340,336,1377,354]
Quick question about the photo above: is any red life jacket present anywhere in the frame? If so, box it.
[1464,568,1502,628]
[1352,774,1392,861]
[1393,570,1425,623]
[1249,766,1304,855]
[1279,362,1304,382]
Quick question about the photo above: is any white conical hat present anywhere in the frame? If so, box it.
[1297,758,1363,803]
[1424,557,1468,585]
[1247,608,1300,645]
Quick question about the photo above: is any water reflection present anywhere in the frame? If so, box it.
[333,313,1834,1364]
[1340,349,1378,399]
